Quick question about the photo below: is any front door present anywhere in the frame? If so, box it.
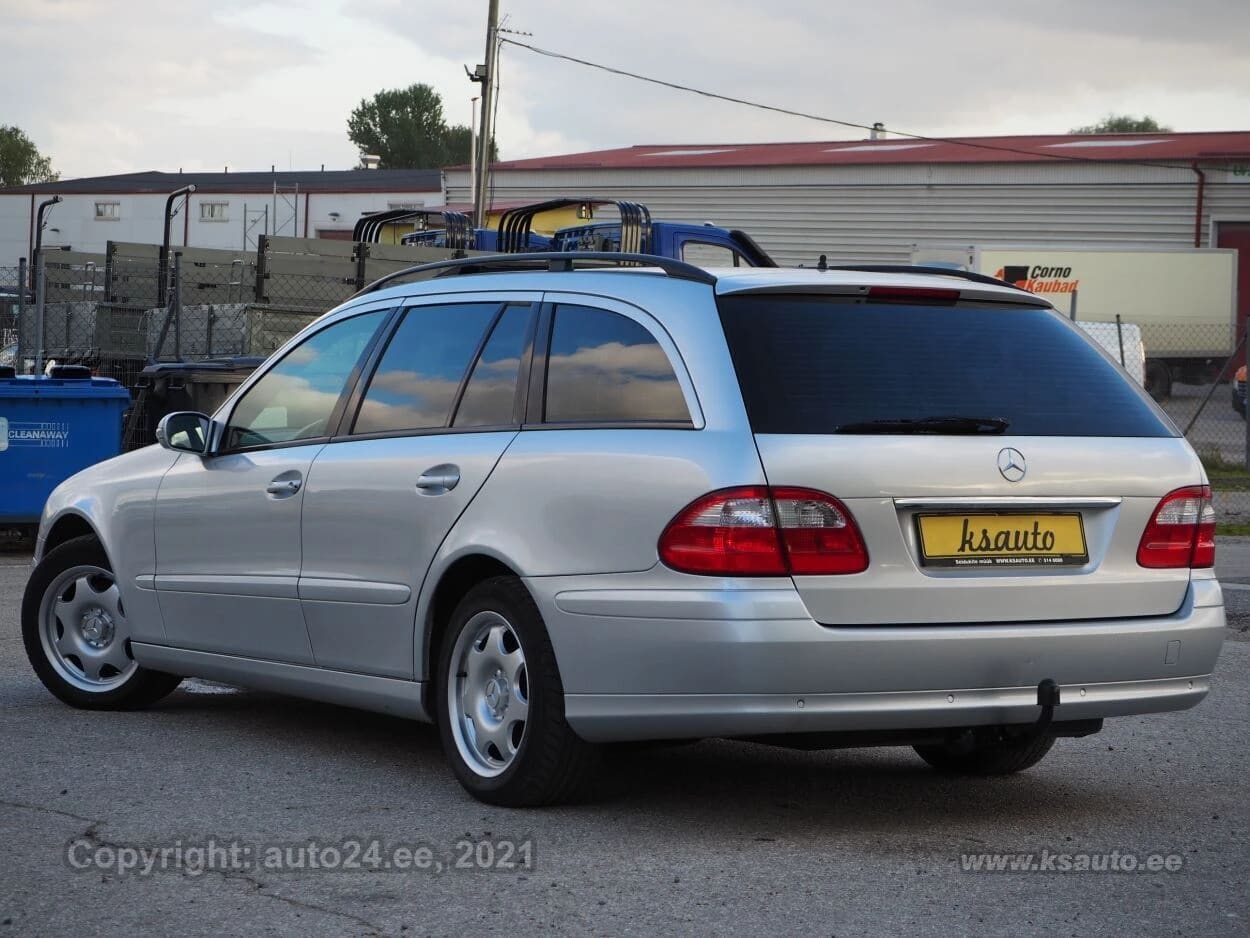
[154,308,391,663]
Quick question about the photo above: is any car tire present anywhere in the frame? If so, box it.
[22,535,182,710]
[436,576,600,806]
[913,732,1056,776]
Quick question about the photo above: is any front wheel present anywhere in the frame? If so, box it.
[914,732,1056,776]
[22,536,182,710]
[436,577,599,806]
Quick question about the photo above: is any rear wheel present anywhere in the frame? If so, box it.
[914,732,1056,776]
[436,576,599,806]
[22,536,182,710]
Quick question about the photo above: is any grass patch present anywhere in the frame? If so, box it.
[1198,448,1250,490]
[1217,523,1250,536]
[1208,474,1250,492]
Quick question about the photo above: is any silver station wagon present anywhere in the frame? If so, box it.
[23,253,1225,805]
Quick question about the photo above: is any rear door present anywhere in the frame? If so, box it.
[297,295,539,677]
[717,289,1201,625]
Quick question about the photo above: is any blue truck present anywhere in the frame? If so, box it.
[356,198,776,268]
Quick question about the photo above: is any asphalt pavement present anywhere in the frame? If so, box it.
[1,545,1248,936]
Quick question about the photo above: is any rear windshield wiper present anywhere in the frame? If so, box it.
[833,416,1010,435]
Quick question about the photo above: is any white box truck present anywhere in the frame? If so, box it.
[910,245,1240,400]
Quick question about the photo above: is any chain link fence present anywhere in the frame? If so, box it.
[0,264,28,362]
[2,252,355,449]
[1140,322,1249,501]
[4,255,347,379]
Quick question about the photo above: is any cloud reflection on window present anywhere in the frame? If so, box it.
[353,303,500,435]
[355,369,463,433]
[226,310,386,446]
[545,307,688,423]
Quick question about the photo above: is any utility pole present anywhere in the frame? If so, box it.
[473,0,500,228]
[470,95,480,212]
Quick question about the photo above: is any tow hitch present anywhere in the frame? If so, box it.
[1031,678,1061,736]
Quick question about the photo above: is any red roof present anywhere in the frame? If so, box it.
[480,131,1250,172]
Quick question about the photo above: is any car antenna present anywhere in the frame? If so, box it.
[817,254,828,272]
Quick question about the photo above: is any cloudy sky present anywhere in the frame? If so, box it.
[4,0,1249,180]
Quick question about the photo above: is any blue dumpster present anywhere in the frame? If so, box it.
[0,373,131,524]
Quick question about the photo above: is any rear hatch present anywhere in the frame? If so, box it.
[717,284,1202,626]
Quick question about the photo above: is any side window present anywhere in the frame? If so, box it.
[681,241,743,268]
[353,303,499,435]
[226,310,387,449]
[453,304,534,428]
[544,305,690,424]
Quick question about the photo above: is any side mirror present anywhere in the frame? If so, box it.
[155,411,212,454]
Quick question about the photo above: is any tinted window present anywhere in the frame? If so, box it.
[544,305,689,424]
[353,303,498,434]
[226,310,386,449]
[453,304,533,427]
[718,295,1174,437]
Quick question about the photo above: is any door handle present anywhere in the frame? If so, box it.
[416,464,460,495]
[265,478,302,496]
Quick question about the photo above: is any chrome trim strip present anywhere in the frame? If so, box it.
[153,574,299,599]
[297,578,412,605]
[553,588,809,620]
[894,496,1123,509]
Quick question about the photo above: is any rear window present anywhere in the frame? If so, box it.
[544,304,690,424]
[717,295,1174,437]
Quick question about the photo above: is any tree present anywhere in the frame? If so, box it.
[347,83,496,169]
[1070,114,1173,134]
[444,124,486,166]
[0,125,58,188]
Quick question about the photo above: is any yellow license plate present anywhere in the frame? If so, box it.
[916,513,1088,568]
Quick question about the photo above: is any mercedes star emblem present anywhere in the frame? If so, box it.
[997,447,1026,482]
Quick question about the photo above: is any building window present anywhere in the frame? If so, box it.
[200,201,229,223]
[94,201,120,221]
[387,201,425,211]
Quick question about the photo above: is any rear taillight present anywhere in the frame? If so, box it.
[658,486,869,576]
[1136,485,1215,569]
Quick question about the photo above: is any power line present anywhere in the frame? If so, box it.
[500,38,1207,173]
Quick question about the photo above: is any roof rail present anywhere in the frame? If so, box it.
[822,263,1029,292]
[354,251,717,297]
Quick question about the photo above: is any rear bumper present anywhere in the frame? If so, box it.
[527,574,1225,743]
[564,676,1210,742]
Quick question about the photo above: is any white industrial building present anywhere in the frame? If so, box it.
[0,169,444,268]
[446,130,1250,324]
